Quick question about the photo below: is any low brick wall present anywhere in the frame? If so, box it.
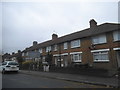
[21,65,117,77]
[49,66,110,77]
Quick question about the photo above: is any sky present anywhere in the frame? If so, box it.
[0,0,119,54]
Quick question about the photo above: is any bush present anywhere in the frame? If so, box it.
[22,60,43,71]
[22,60,35,70]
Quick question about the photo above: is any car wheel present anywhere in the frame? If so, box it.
[15,71,18,73]
[2,69,5,74]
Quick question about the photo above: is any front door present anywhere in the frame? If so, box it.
[117,51,120,68]
[64,56,68,67]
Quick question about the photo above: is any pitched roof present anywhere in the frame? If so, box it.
[23,23,120,52]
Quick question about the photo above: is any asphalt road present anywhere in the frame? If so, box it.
[2,72,107,88]
[0,73,2,89]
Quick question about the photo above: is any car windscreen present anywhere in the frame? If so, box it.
[8,62,19,65]
[2,62,7,65]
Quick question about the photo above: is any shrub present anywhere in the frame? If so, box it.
[22,60,35,70]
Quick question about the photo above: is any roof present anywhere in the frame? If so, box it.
[23,23,120,52]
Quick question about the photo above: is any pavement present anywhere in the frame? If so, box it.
[19,70,119,88]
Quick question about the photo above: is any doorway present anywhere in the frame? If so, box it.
[117,51,120,68]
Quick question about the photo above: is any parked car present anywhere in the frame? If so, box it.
[0,61,19,74]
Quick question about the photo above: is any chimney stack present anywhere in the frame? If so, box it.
[33,41,38,46]
[89,19,97,28]
[12,52,15,55]
[52,34,58,40]
[18,50,21,53]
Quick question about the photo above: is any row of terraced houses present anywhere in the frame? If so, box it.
[3,19,120,73]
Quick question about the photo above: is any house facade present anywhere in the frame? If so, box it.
[22,19,120,72]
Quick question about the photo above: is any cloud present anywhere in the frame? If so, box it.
[2,2,118,53]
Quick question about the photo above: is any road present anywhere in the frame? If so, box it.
[0,73,2,89]
[2,72,107,88]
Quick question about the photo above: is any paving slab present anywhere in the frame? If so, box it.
[20,70,119,88]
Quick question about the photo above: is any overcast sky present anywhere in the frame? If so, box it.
[0,0,119,54]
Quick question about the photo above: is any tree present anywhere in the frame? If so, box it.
[16,50,23,69]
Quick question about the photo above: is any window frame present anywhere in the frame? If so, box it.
[46,46,52,52]
[39,48,43,53]
[71,39,81,48]
[54,45,57,51]
[113,30,120,41]
[63,42,68,50]
[92,34,107,45]
[71,53,82,62]
[22,53,25,56]
[93,51,109,62]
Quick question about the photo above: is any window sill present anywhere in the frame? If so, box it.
[113,40,120,43]
[94,60,109,63]
[53,50,57,52]
[92,43,107,45]
[72,60,82,62]
[64,48,68,50]
[71,46,80,49]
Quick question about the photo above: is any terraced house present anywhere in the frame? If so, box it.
[22,19,120,73]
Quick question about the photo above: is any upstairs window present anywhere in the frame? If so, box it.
[46,46,51,52]
[54,45,57,51]
[92,34,106,44]
[39,48,42,53]
[113,30,120,41]
[64,42,68,49]
[71,39,80,48]
[22,53,25,56]
[34,49,38,52]
[26,52,28,56]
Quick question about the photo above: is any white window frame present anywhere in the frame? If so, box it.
[26,52,28,56]
[39,48,42,53]
[92,51,109,62]
[113,48,120,50]
[34,49,38,52]
[92,34,107,44]
[54,45,57,51]
[53,54,60,57]
[71,39,80,48]
[113,30,120,41]
[46,46,51,52]
[70,52,82,55]
[42,56,45,62]
[71,53,82,62]
[22,53,25,56]
[61,53,68,56]
[64,42,68,49]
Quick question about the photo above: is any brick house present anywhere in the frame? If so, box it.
[22,19,120,73]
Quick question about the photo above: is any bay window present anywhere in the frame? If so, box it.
[71,52,82,62]
[93,51,109,62]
